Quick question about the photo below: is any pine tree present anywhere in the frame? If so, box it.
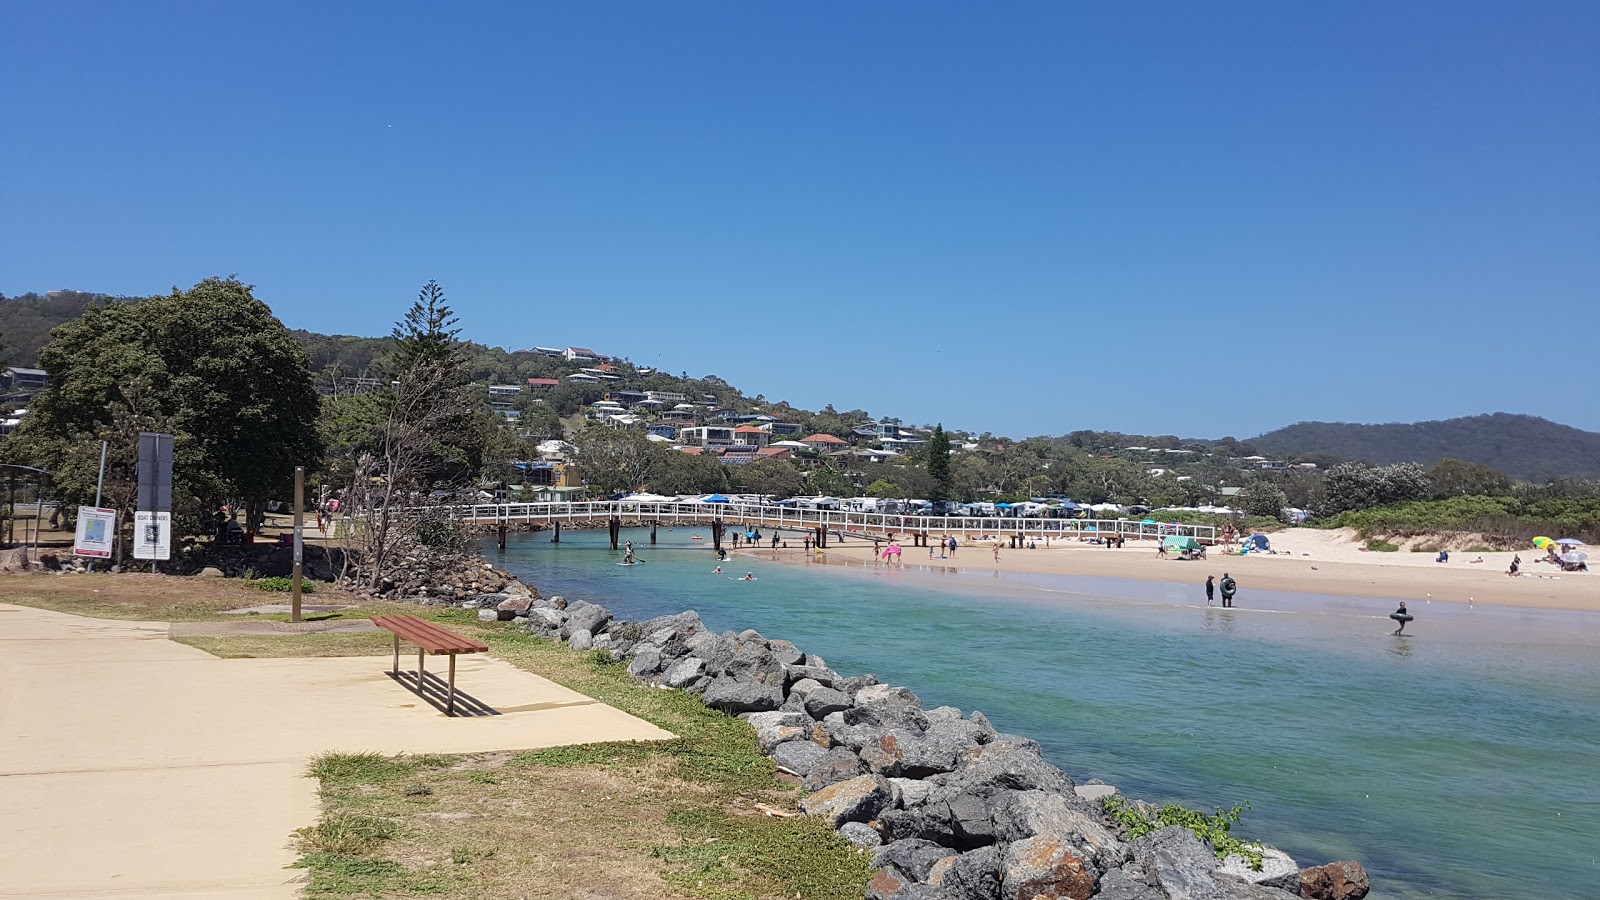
[927,424,952,501]
[390,280,463,377]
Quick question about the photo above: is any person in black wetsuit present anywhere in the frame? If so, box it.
[1391,601,1411,635]
[1219,573,1237,608]
[1205,575,1216,606]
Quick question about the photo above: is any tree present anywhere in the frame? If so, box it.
[1323,462,1432,514]
[570,426,667,496]
[652,450,729,495]
[735,458,804,498]
[1430,457,1512,498]
[5,277,322,536]
[926,424,952,501]
[807,466,853,498]
[1237,480,1289,521]
[866,479,899,498]
[389,280,462,377]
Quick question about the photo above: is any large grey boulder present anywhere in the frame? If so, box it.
[1219,847,1300,892]
[1000,834,1098,900]
[876,804,955,847]
[767,638,805,666]
[560,602,612,640]
[639,609,703,635]
[1129,826,1248,900]
[662,656,705,689]
[944,737,1074,796]
[568,629,594,651]
[787,678,825,701]
[803,747,867,791]
[992,790,1126,868]
[940,845,1003,900]
[702,676,783,713]
[888,777,935,810]
[858,727,960,779]
[804,687,853,719]
[786,663,840,687]
[1094,866,1165,900]
[758,724,806,752]
[798,773,890,826]
[523,607,564,632]
[627,648,662,679]
[846,683,927,729]
[772,739,829,776]
[840,821,883,848]
[685,630,735,675]
[741,710,807,730]
[874,838,958,882]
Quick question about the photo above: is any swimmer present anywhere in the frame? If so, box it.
[741,572,757,581]
[712,566,723,574]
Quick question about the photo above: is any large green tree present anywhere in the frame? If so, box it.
[5,277,321,535]
[926,424,952,501]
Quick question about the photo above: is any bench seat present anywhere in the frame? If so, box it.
[372,614,488,715]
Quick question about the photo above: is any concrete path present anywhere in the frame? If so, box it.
[0,603,673,899]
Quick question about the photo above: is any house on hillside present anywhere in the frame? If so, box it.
[566,373,602,383]
[680,426,736,447]
[761,422,804,436]
[645,390,687,403]
[648,423,678,440]
[531,347,564,358]
[801,433,849,451]
[1,366,48,393]
[565,347,601,363]
[733,425,770,448]
[526,377,560,391]
[659,408,697,424]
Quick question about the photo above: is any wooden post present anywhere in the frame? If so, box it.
[447,654,458,716]
[609,517,621,550]
[650,521,658,545]
[291,466,304,622]
[497,523,507,551]
[552,522,561,543]
[712,519,724,551]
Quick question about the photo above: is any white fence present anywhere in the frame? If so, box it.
[444,501,1216,543]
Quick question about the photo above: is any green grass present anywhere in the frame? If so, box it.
[656,808,872,900]
[251,575,316,593]
[1365,538,1400,552]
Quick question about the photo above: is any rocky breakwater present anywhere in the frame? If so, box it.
[512,599,1372,900]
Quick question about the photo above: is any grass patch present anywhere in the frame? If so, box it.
[1365,538,1399,552]
[252,575,316,593]
[296,814,399,856]
[656,807,872,900]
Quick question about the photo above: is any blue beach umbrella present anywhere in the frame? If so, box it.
[1556,538,1585,546]
[702,493,731,504]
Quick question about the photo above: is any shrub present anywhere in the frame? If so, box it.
[1103,797,1263,870]
[252,576,316,594]
[1366,539,1399,552]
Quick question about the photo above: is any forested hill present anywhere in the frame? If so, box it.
[1249,414,1600,482]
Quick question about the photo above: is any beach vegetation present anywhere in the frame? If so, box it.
[1322,462,1432,516]
[926,424,952,500]
[251,576,316,593]
[1236,480,1289,521]
[1102,796,1263,870]
[1324,494,1600,544]
[1365,538,1400,552]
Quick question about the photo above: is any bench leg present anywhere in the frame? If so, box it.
[448,654,457,716]
[418,647,425,691]
[392,633,400,675]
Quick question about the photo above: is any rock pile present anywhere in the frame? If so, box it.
[513,599,1372,900]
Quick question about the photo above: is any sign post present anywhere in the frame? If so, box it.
[291,466,304,622]
[134,432,174,570]
[73,506,117,560]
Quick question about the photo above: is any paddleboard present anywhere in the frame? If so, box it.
[617,560,645,566]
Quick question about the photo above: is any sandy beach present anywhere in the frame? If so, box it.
[732,527,1596,610]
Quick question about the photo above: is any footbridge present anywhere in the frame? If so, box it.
[446,500,1215,547]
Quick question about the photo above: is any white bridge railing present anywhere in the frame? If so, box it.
[443,501,1216,543]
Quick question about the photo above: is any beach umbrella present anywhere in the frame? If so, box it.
[1556,538,1585,546]
[1532,537,1556,549]
[701,493,731,504]
[1162,535,1201,553]
[1561,550,1588,564]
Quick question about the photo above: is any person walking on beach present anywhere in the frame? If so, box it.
[948,536,958,558]
[1391,601,1412,635]
[1219,573,1237,607]
[803,534,812,553]
[1205,575,1216,606]
[992,541,1002,564]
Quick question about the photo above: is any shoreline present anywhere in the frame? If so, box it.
[725,532,1596,611]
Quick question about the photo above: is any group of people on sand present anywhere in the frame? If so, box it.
[1203,573,1239,607]
[873,540,905,564]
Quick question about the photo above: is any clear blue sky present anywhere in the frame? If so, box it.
[4,2,1596,438]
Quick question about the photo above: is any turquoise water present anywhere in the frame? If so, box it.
[489,529,1600,899]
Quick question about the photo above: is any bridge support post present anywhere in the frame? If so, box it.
[711,519,724,552]
[552,522,560,543]
[609,517,621,550]
[815,525,826,549]
[650,521,658,545]
[497,523,507,551]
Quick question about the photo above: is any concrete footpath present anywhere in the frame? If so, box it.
[0,603,673,899]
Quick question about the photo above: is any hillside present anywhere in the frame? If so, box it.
[1250,414,1600,482]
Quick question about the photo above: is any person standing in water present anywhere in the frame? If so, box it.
[1205,574,1216,607]
[1391,601,1412,635]
[1219,573,1237,608]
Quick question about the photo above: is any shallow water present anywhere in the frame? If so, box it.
[489,529,1600,899]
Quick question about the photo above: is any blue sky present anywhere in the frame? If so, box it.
[3,2,1596,438]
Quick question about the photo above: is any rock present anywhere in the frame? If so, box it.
[772,739,828,775]
[809,721,834,749]
[858,728,920,777]
[502,580,533,597]
[685,630,735,675]
[889,777,935,810]
[788,677,824,700]
[198,566,223,578]
[992,790,1125,867]
[568,629,594,651]
[946,737,1074,796]
[838,673,881,697]
[1093,867,1165,900]
[560,602,612,640]
[942,786,1003,850]
[1130,826,1233,900]
[804,652,828,668]
[742,710,808,730]
[786,664,840,687]
[840,821,883,848]
[547,595,568,609]
[804,687,853,719]
[1219,847,1300,892]
[941,845,1003,900]
[759,724,807,753]
[662,656,706,689]
[1298,861,1370,900]
[867,866,912,900]
[495,596,533,615]
[627,648,662,679]
[1074,784,1118,802]
[477,608,499,622]
[702,677,784,713]
[926,855,957,886]
[591,633,611,651]
[767,639,805,666]
[847,683,927,729]
[797,773,890,826]
[648,626,677,646]
[876,805,956,847]
[475,592,512,607]
[803,747,868,791]
[525,607,564,631]
[725,641,788,689]
[1000,834,1098,900]
[736,628,766,643]
[875,838,958,882]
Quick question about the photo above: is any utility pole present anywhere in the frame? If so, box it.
[291,466,304,622]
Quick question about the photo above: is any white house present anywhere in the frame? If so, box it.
[564,347,601,362]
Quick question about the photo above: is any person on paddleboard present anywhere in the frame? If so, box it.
[1391,601,1413,635]
[1219,573,1237,608]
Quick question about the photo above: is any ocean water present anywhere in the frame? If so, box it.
[488,528,1600,899]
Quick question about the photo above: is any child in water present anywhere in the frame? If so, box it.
[712,566,723,574]
[741,572,757,581]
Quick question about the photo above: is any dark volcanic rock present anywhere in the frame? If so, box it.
[771,739,828,776]
[797,773,890,826]
[1298,861,1371,900]
[874,838,958,882]
[560,602,612,640]
[803,687,853,719]
[941,845,1003,900]
[804,747,868,791]
[1000,834,1098,900]
[701,676,783,713]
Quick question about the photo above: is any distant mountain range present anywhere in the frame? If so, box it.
[5,291,1598,482]
[1249,414,1600,482]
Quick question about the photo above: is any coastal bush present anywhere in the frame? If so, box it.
[1365,539,1399,552]
[251,576,315,594]
[1102,796,1263,870]
[1320,495,1600,543]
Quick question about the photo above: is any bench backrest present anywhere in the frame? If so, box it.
[372,614,489,654]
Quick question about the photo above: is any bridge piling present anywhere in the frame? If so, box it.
[608,517,621,550]
[552,522,560,543]
[650,521,657,545]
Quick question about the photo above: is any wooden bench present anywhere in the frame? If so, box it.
[372,614,489,715]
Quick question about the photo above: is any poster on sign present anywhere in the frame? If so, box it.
[133,510,172,561]
[74,506,118,559]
